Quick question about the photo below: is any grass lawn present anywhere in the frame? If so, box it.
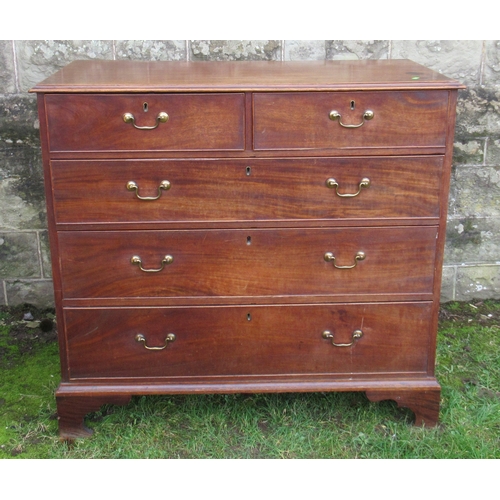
[1,301,499,459]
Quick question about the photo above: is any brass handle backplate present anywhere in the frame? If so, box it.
[131,255,173,273]
[326,177,370,198]
[329,110,374,128]
[324,251,365,269]
[123,111,169,130]
[127,180,171,200]
[135,333,176,350]
[322,329,363,347]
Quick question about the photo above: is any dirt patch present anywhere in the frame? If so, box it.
[0,304,57,366]
[439,300,500,327]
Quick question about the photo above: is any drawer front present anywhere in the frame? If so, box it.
[51,156,443,224]
[45,93,245,152]
[253,91,449,150]
[58,227,437,298]
[64,302,433,379]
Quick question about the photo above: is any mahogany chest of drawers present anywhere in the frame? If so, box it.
[31,60,464,439]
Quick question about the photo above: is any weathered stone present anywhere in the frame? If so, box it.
[39,230,52,278]
[485,137,500,165]
[190,40,281,61]
[0,179,46,231]
[0,282,6,305]
[0,143,46,230]
[15,40,113,92]
[440,266,456,302]
[5,279,54,308]
[448,166,500,218]
[0,95,39,145]
[453,138,484,166]
[483,40,500,86]
[455,265,500,300]
[391,40,481,85]
[455,88,500,138]
[326,40,389,60]
[0,98,43,229]
[0,232,41,278]
[0,143,44,198]
[445,217,500,264]
[0,40,16,94]
[285,41,326,60]
[115,40,186,61]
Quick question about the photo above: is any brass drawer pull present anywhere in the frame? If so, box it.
[123,111,169,130]
[131,254,173,273]
[324,251,365,269]
[135,333,176,350]
[326,177,370,197]
[322,329,363,347]
[127,180,171,200]
[329,109,374,128]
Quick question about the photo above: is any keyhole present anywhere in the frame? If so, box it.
[246,236,252,245]
[246,166,251,176]
[350,100,355,110]
[143,102,149,112]
[247,313,252,321]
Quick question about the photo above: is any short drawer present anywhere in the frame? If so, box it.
[51,156,444,225]
[253,91,449,151]
[44,93,245,152]
[58,226,437,299]
[64,302,433,379]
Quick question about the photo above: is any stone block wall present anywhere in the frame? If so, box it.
[1,40,499,306]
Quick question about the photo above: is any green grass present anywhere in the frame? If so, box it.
[1,301,499,459]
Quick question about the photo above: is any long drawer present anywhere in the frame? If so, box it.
[64,302,433,379]
[253,91,449,150]
[44,93,246,152]
[51,156,444,224]
[57,227,437,298]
